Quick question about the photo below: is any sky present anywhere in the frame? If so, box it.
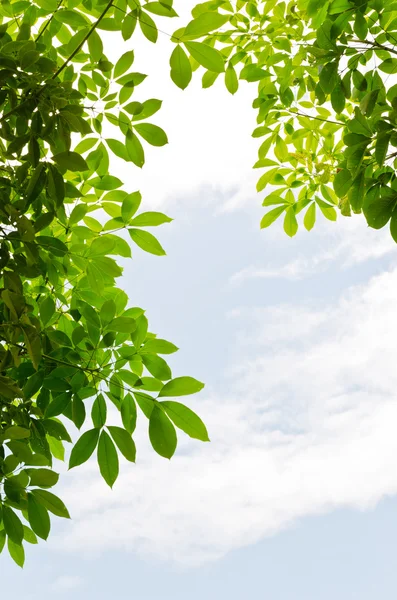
[3,3,397,597]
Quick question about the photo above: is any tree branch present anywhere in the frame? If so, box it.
[52,0,114,79]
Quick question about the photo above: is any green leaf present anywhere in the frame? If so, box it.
[283,206,298,237]
[304,202,316,231]
[26,468,59,487]
[334,169,353,197]
[25,163,46,206]
[142,353,172,381]
[159,376,204,397]
[122,191,141,222]
[128,228,166,255]
[319,62,338,94]
[40,296,55,326]
[331,84,345,113]
[91,393,107,428]
[107,426,136,462]
[134,124,168,147]
[122,11,137,40]
[4,426,30,440]
[149,405,177,459]
[54,9,88,27]
[52,151,88,172]
[3,506,23,545]
[316,198,337,221]
[260,206,286,228]
[184,41,225,73]
[100,299,117,326]
[365,191,396,229]
[140,10,158,42]
[7,539,24,568]
[144,2,178,16]
[354,12,368,39]
[97,430,119,487]
[45,393,71,418]
[126,130,145,167]
[129,211,172,226]
[121,394,137,434]
[375,133,391,167]
[390,208,397,241]
[379,59,397,75]
[183,12,229,38]
[170,45,192,89]
[27,493,50,540]
[31,489,70,519]
[23,525,38,545]
[161,401,209,441]
[106,138,129,161]
[225,64,238,94]
[69,428,100,469]
[142,339,178,354]
[114,50,135,78]
[107,316,136,333]
[88,29,103,61]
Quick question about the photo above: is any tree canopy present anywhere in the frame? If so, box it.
[0,0,395,567]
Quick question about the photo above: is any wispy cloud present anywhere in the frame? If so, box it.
[55,266,397,566]
[230,213,396,284]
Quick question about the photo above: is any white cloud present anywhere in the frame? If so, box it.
[56,265,397,566]
[51,575,84,593]
[231,213,397,284]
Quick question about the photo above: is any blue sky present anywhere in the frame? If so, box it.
[3,3,397,596]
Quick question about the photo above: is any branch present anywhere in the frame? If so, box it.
[289,109,345,126]
[36,0,64,42]
[351,38,397,57]
[52,0,114,79]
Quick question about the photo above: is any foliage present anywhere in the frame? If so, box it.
[2,0,395,568]
[0,0,210,567]
[175,0,397,239]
